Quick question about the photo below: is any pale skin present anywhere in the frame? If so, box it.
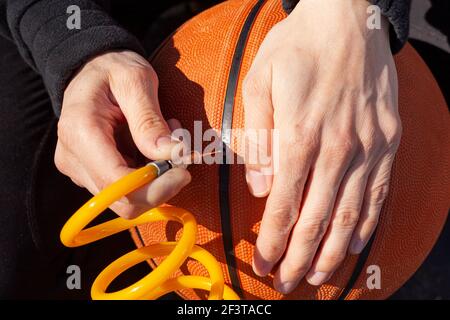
[56,0,402,294]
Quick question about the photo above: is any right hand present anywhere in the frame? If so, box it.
[55,50,191,219]
[243,0,401,293]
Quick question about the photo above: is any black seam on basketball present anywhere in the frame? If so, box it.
[133,226,146,247]
[133,227,159,269]
[337,228,378,300]
[219,0,266,299]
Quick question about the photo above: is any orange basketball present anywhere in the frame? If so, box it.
[131,0,450,299]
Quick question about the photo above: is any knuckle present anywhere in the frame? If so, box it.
[323,132,357,162]
[360,133,383,154]
[121,65,158,90]
[133,110,165,136]
[321,251,346,268]
[260,241,284,261]
[54,148,67,174]
[285,126,319,152]
[369,183,390,207]
[143,64,158,80]
[363,215,380,231]
[333,208,360,229]
[128,62,155,78]
[267,206,298,236]
[386,123,403,149]
[122,69,145,86]
[299,218,328,243]
[283,260,310,277]
[274,176,305,202]
[380,114,402,149]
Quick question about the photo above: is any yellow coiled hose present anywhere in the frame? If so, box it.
[60,161,239,300]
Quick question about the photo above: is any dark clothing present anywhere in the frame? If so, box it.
[283,0,412,53]
[3,0,443,300]
[0,0,203,300]
[0,0,146,115]
[370,0,412,52]
[0,0,411,116]
[0,34,119,298]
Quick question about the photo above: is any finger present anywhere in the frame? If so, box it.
[252,133,315,277]
[243,68,274,197]
[74,120,191,217]
[64,122,190,219]
[64,115,134,194]
[108,167,191,220]
[112,167,191,219]
[165,117,199,169]
[305,159,368,286]
[167,118,182,132]
[118,167,191,219]
[74,123,190,219]
[349,152,395,254]
[273,140,355,294]
[111,65,179,160]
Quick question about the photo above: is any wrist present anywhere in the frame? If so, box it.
[291,0,371,19]
[288,0,390,50]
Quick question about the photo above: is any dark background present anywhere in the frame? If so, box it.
[390,0,450,300]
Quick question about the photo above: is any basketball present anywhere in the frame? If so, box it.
[131,0,450,299]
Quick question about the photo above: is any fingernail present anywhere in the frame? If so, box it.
[118,197,130,205]
[257,264,272,277]
[252,257,272,277]
[246,170,269,197]
[276,281,298,295]
[350,240,365,255]
[306,272,330,286]
[156,136,174,149]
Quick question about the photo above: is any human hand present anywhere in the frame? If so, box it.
[56,51,191,219]
[243,0,402,293]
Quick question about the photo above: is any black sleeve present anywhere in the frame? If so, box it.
[0,0,146,116]
[282,0,411,54]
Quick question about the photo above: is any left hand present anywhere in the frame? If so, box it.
[243,0,402,294]
[57,51,190,220]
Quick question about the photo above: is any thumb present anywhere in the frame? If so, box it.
[113,65,178,160]
[243,71,274,198]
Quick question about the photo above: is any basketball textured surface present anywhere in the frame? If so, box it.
[131,0,450,300]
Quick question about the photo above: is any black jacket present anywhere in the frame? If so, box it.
[0,0,411,115]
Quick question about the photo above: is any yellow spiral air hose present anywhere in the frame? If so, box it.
[60,160,240,300]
